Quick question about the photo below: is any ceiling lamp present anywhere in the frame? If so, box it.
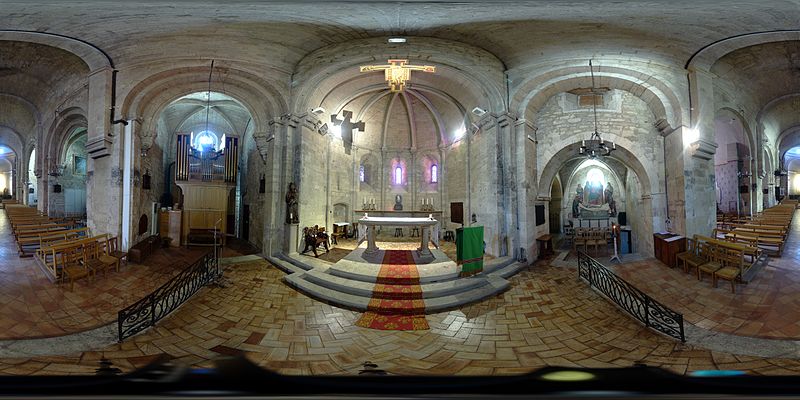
[579,60,615,159]
[387,37,406,43]
[360,59,435,92]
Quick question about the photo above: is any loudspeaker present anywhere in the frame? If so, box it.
[739,185,749,193]
[617,211,627,226]
[53,184,62,193]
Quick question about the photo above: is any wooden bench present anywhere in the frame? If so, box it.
[35,234,110,282]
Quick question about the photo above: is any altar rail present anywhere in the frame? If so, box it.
[117,251,218,342]
[577,251,685,342]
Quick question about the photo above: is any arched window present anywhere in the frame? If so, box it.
[395,166,402,184]
[193,130,218,151]
[587,168,605,186]
[431,164,438,183]
[359,164,365,182]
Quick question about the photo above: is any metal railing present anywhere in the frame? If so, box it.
[577,251,685,342]
[118,251,219,342]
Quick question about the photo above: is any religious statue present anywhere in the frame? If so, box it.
[285,182,299,224]
[393,194,403,211]
[572,185,583,218]
[605,183,617,216]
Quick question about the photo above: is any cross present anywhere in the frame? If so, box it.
[359,59,436,92]
[332,110,365,155]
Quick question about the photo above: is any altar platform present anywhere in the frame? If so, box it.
[269,243,526,314]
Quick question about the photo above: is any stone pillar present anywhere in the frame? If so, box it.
[85,67,114,159]
[515,119,538,262]
[682,69,718,238]
[86,123,123,238]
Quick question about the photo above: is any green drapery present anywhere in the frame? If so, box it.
[456,226,484,276]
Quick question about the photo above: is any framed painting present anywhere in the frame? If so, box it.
[73,155,86,175]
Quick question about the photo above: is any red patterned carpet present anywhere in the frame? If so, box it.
[355,250,429,330]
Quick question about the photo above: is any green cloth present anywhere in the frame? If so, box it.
[456,226,484,276]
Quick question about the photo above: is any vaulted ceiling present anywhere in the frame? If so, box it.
[3,1,800,71]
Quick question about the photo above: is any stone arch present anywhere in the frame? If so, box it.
[0,30,111,72]
[0,125,25,156]
[45,107,88,166]
[538,142,654,200]
[291,37,506,116]
[716,107,756,157]
[120,66,288,146]
[686,30,800,71]
[512,64,685,132]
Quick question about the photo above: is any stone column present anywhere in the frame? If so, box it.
[515,119,538,262]
[682,69,718,238]
[84,67,113,159]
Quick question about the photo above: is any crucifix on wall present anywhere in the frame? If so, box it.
[360,59,436,92]
[331,110,365,155]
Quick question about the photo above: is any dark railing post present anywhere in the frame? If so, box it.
[678,315,686,342]
[117,312,123,343]
[644,296,650,328]
[150,294,156,326]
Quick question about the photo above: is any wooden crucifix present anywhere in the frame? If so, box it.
[331,110,364,155]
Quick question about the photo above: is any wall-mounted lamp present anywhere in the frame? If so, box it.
[471,107,487,116]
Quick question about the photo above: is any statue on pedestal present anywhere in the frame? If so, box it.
[572,185,583,218]
[393,194,403,211]
[285,182,299,224]
[605,183,617,216]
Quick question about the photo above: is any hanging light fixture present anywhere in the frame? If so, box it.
[579,60,616,159]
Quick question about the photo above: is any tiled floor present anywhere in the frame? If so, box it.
[603,211,800,340]
[3,211,800,376]
[0,210,255,340]
[1,258,800,376]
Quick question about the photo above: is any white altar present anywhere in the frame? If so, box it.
[358,215,439,256]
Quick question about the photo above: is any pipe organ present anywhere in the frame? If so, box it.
[173,133,238,246]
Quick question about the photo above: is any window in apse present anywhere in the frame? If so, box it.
[395,166,402,184]
[431,164,438,183]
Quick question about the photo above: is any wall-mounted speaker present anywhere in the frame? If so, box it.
[53,184,62,193]
[618,212,627,226]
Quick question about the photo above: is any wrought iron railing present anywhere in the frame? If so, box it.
[577,251,685,342]
[118,251,219,341]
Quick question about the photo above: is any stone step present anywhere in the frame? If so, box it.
[328,262,460,284]
[482,257,516,274]
[424,276,510,313]
[267,255,306,275]
[302,268,490,299]
[283,273,371,311]
[487,261,527,279]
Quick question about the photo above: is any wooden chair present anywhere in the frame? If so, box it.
[697,242,723,282]
[714,246,743,293]
[563,226,575,246]
[586,229,606,256]
[62,246,90,291]
[98,237,120,272]
[84,240,110,278]
[573,228,588,253]
[106,236,128,269]
[675,237,696,270]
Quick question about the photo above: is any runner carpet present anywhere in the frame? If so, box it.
[355,250,429,330]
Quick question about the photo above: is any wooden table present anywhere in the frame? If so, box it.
[536,234,554,259]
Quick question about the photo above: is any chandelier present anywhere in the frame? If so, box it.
[579,60,616,159]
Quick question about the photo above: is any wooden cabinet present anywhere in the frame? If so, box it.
[159,210,182,247]
[653,233,686,268]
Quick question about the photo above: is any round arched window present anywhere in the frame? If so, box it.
[193,131,218,151]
